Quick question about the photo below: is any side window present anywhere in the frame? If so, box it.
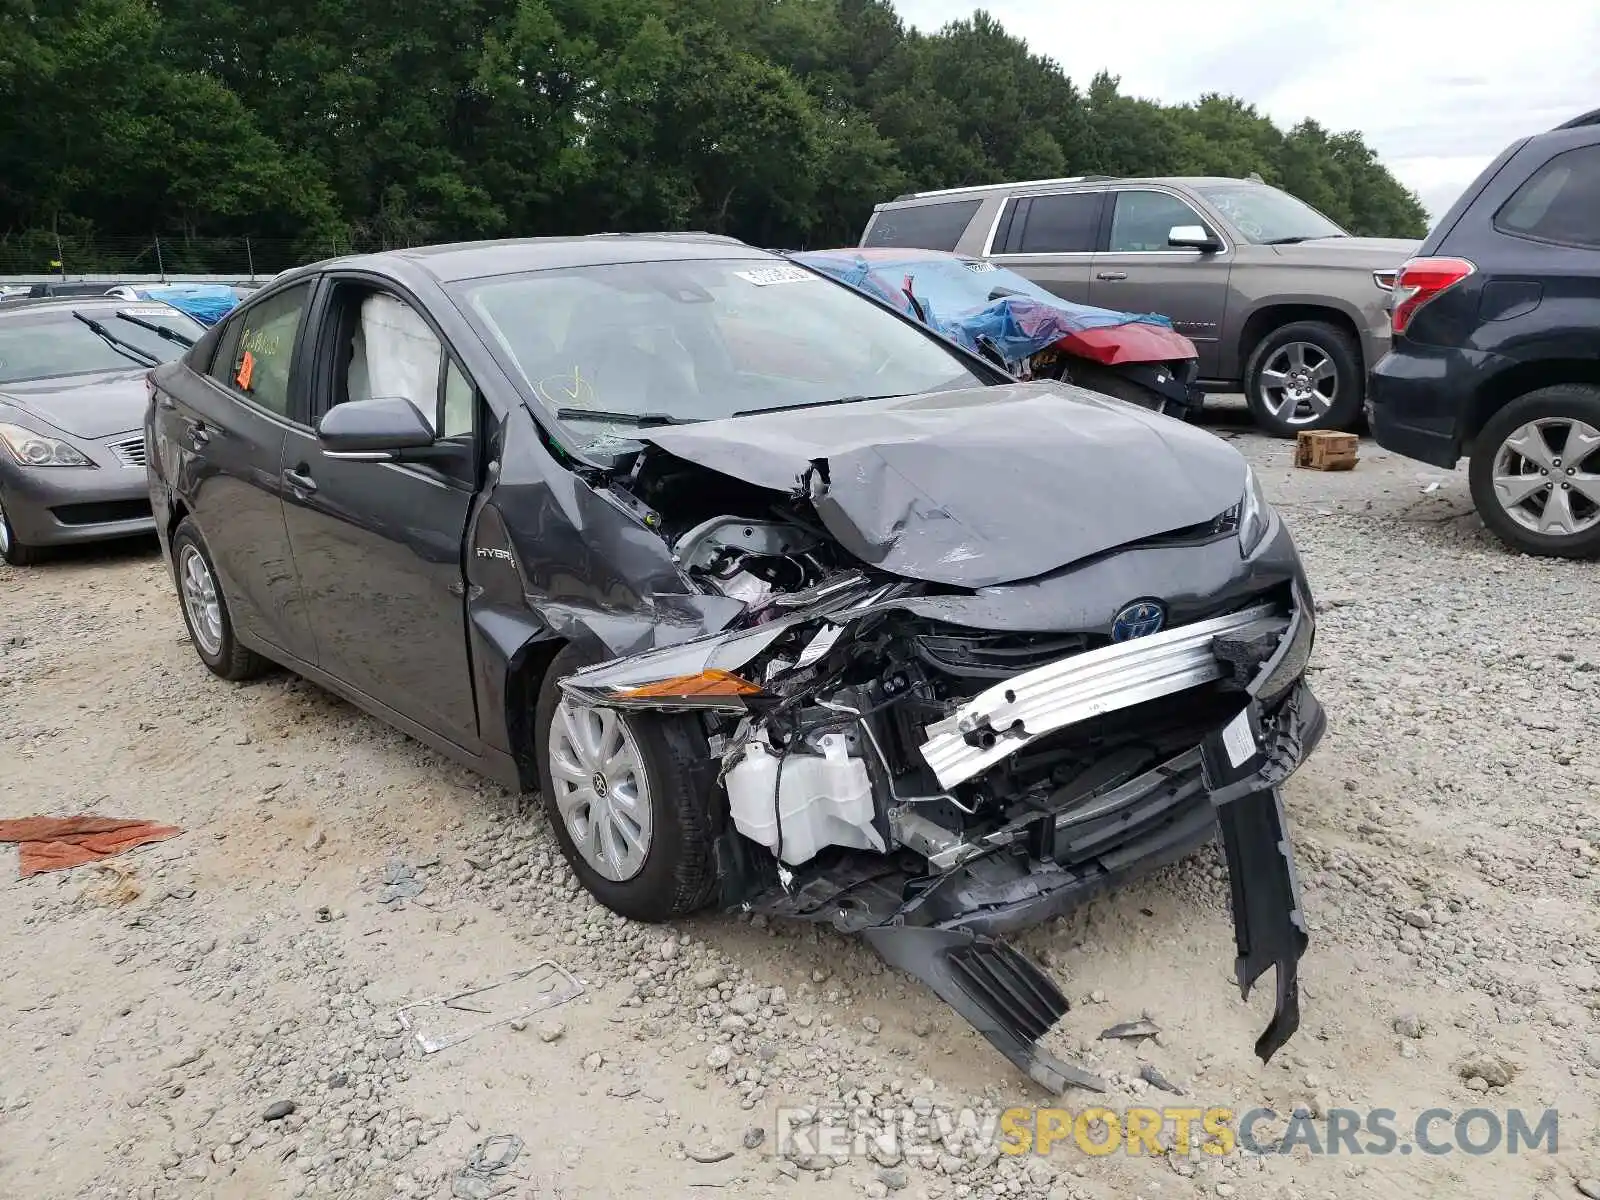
[218,283,311,418]
[345,292,444,431]
[441,359,474,439]
[1495,146,1600,249]
[1001,192,1103,254]
[1108,191,1210,252]
[862,199,982,251]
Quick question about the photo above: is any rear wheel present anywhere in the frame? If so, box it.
[0,495,44,566]
[535,643,723,922]
[1243,321,1363,435]
[1468,384,1600,559]
[172,518,268,680]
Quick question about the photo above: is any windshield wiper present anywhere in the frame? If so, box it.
[71,311,160,368]
[111,310,195,348]
[554,407,700,427]
[1262,234,1348,245]
[733,393,908,418]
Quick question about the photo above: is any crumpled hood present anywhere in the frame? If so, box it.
[640,381,1249,588]
[0,369,149,439]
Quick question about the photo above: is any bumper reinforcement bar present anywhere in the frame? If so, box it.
[920,602,1282,789]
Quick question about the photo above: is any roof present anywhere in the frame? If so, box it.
[313,233,773,284]
[884,176,1256,206]
[1553,107,1600,130]
[0,296,189,320]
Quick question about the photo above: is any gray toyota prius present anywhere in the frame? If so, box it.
[146,234,1324,1091]
[0,297,205,564]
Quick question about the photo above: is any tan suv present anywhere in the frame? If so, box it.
[860,176,1420,435]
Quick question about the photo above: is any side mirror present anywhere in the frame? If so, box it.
[317,396,435,460]
[1168,224,1222,252]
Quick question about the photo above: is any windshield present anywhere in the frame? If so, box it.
[452,258,985,453]
[1193,184,1348,244]
[0,306,203,384]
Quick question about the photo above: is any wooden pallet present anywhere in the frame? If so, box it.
[1295,430,1359,471]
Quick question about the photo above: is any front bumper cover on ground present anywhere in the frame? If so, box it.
[859,681,1322,1093]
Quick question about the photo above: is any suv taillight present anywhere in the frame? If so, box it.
[1390,256,1476,336]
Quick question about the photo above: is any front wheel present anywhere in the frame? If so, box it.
[1468,384,1600,559]
[1243,321,1363,436]
[0,495,44,566]
[535,644,723,922]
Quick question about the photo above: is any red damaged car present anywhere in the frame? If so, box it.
[792,247,1204,416]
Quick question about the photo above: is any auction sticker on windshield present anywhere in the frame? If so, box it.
[117,306,176,317]
[735,265,818,287]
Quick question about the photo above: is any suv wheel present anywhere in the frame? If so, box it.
[535,644,723,923]
[1243,321,1363,436]
[1468,384,1600,559]
[172,518,268,680]
[0,495,43,566]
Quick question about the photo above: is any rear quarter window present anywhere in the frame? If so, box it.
[1494,145,1600,249]
[862,200,983,251]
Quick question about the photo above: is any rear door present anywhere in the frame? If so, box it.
[157,281,319,662]
[280,275,480,749]
[983,189,1103,303]
[1088,186,1235,375]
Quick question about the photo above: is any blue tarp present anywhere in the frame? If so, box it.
[791,249,1179,367]
[126,284,241,326]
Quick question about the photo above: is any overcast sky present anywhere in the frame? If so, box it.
[892,0,1599,224]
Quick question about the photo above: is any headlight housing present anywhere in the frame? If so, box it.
[1238,466,1271,557]
[0,422,93,468]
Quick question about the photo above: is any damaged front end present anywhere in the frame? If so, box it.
[561,552,1323,1093]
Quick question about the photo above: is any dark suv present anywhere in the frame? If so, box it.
[1368,109,1600,558]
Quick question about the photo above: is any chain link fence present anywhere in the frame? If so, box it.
[0,234,425,280]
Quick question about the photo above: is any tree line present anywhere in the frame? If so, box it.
[0,0,1429,272]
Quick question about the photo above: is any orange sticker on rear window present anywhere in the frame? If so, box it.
[235,350,254,391]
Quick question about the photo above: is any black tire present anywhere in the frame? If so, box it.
[1243,320,1363,436]
[0,495,44,566]
[171,518,268,681]
[1468,384,1600,560]
[535,643,723,922]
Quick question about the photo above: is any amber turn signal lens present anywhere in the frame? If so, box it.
[613,669,763,699]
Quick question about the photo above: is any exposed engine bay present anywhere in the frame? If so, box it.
[556,412,1324,1093]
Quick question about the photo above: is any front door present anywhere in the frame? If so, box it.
[164,281,319,662]
[1088,187,1235,377]
[281,280,480,749]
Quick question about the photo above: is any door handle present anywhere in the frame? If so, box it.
[186,421,211,447]
[283,467,318,496]
[157,395,176,411]
[1095,271,1128,282]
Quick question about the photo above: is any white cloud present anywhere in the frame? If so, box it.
[891,0,1600,223]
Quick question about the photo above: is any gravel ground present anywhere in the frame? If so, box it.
[1,414,1597,1200]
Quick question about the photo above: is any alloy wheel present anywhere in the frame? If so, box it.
[1257,341,1339,425]
[0,498,10,557]
[547,700,653,882]
[1491,417,1600,538]
[178,543,225,657]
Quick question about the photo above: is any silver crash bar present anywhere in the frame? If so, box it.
[920,603,1282,789]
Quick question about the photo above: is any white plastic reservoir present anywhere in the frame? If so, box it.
[725,733,885,867]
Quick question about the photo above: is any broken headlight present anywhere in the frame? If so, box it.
[1238,466,1271,558]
